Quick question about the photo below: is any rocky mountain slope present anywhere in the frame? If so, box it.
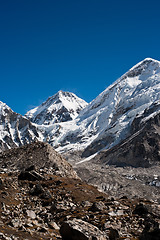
[89,100,160,167]
[0,141,78,179]
[0,142,160,240]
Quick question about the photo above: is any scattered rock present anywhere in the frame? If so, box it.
[25,165,36,171]
[40,189,52,199]
[9,219,22,228]
[50,203,57,214]
[81,201,92,207]
[0,141,79,179]
[0,142,159,240]
[108,209,124,216]
[38,226,48,232]
[18,170,44,181]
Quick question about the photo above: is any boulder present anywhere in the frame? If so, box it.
[18,170,44,181]
[109,228,119,240]
[140,229,160,240]
[60,218,107,240]
[133,203,148,216]
[29,184,44,195]
[88,201,107,212]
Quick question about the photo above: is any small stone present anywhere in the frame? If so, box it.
[41,189,52,199]
[0,178,3,189]
[9,219,22,228]
[26,210,36,219]
[25,165,35,171]
[81,201,92,207]
[50,203,57,214]
[109,209,124,216]
[48,221,60,230]
[38,227,48,233]
[120,196,128,200]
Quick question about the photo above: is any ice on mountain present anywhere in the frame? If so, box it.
[26,90,87,125]
[1,58,160,158]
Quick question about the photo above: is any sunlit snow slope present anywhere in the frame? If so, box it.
[51,58,160,156]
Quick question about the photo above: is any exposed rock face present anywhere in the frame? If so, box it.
[0,141,79,179]
[60,219,107,240]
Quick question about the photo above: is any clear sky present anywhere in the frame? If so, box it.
[1,0,160,114]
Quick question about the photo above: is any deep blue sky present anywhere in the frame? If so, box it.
[1,0,160,114]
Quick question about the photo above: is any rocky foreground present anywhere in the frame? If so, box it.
[0,142,160,240]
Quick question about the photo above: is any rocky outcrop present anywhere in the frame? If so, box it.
[0,164,159,239]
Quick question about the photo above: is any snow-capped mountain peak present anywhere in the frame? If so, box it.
[56,58,160,157]
[1,58,160,164]
[0,101,42,151]
[0,101,13,115]
[79,58,160,117]
[25,91,88,125]
[123,57,160,79]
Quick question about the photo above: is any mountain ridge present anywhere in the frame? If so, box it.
[55,57,160,158]
[0,57,160,167]
[0,58,160,239]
